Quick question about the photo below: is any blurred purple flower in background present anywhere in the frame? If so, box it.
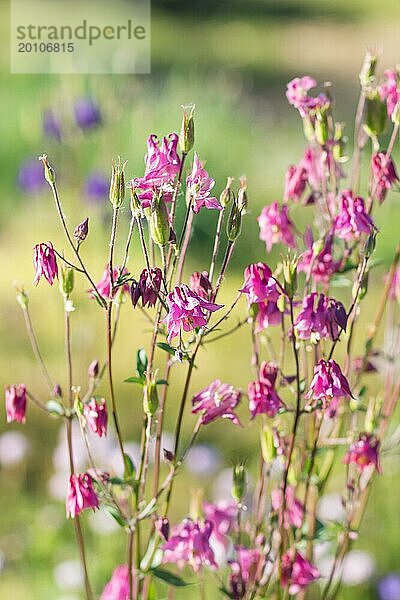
[84,171,109,203]
[378,573,400,600]
[74,98,102,130]
[17,159,47,194]
[42,109,62,141]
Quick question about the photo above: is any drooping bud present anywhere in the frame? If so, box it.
[232,463,246,503]
[226,198,242,242]
[219,176,234,208]
[109,157,127,208]
[88,359,99,379]
[149,194,170,247]
[359,51,378,88]
[237,176,248,213]
[59,266,74,296]
[73,217,89,242]
[179,104,195,154]
[39,154,56,184]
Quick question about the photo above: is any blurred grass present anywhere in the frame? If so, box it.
[0,0,400,597]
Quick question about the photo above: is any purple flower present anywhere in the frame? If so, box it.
[228,547,261,599]
[131,268,162,308]
[33,242,58,286]
[84,398,108,437]
[92,266,130,300]
[43,109,62,140]
[258,202,296,252]
[379,69,400,117]
[164,285,222,342]
[18,159,47,194]
[298,230,340,283]
[100,564,130,600]
[254,301,282,332]
[334,190,374,240]
[271,486,304,529]
[248,362,283,418]
[162,519,218,572]
[203,501,237,548]
[371,152,399,204]
[286,76,330,117]
[84,172,109,203]
[344,433,381,473]
[284,163,308,201]
[189,271,212,299]
[132,133,181,207]
[241,263,280,306]
[306,359,352,417]
[192,380,242,426]
[281,550,320,595]
[294,292,347,342]
[186,153,222,214]
[66,473,99,518]
[74,97,102,130]
[377,573,400,600]
[5,384,27,424]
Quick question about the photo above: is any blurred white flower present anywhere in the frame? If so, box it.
[341,550,376,586]
[186,444,221,476]
[88,508,119,535]
[54,560,83,590]
[0,431,28,466]
[317,493,346,522]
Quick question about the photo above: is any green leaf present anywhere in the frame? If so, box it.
[151,568,190,587]
[46,400,65,416]
[124,376,145,385]
[219,587,235,599]
[104,505,126,527]
[108,477,126,485]
[156,379,168,386]
[136,348,148,378]
[123,453,136,478]
[156,342,176,355]
[299,379,306,394]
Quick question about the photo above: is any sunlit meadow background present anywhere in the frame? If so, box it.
[1,0,400,598]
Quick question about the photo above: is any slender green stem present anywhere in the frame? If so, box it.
[21,305,54,394]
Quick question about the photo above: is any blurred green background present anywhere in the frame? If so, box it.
[0,0,400,598]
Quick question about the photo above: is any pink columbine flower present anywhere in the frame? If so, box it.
[131,267,162,308]
[192,380,242,426]
[203,501,237,548]
[371,152,399,204]
[344,433,381,473]
[294,292,347,342]
[286,76,330,117]
[93,266,130,300]
[5,384,27,424]
[379,69,400,117]
[254,301,282,332]
[271,486,304,529]
[334,190,374,241]
[131,133,181,206]
[241,263,280,306]
[306,359,352,417]
[66,473,99,518]
[164,284,222,342]
[298,229,340,283]
[100,564,130,600]
[284,163,308,202]
[190,271,212,299]
[162,519,218,572]
[228,546,261,599]
[186,153,222,214]
[248,361,283,419]
[258,202,296,252]
[281,550,320,595]
[83,397,108,437]
[33,242,58,285]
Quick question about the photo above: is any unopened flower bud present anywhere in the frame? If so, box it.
[219,177,234,208]
[109,157,127,208]
[39,154,55,184]
[73,217,89,242]
[163,448,174,462]
[232,463,246,503]
[60,266,74,296]
[359,51,378,88]
[53,383,62,398]
[237,176,248,213]
[155,517,170,541]
[143,380,159,417]
[149,194,170,247]
[364,92,387,139]
[357,272,369,301]
[15,287,29,310]
[88,359,99,379]
[179,104,195,154]
[226,199,242,242]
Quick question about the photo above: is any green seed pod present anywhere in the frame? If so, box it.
[60,266,74,296]
[232,464,246,503]
[130,186,142,218]
[219,177,234,208]
[149,194,170,247]
[39,154,56,184]
[302,115,315,142]
[179,104,195,154]
[364,93,387,138]
[282,256,298,299]
[143,380,159,417]
[315,113,329,146]
[237,176,248,213]
[16,287,29,310]
[109,157,127,208]
[359,51,378,88]
[226,199,242,242]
